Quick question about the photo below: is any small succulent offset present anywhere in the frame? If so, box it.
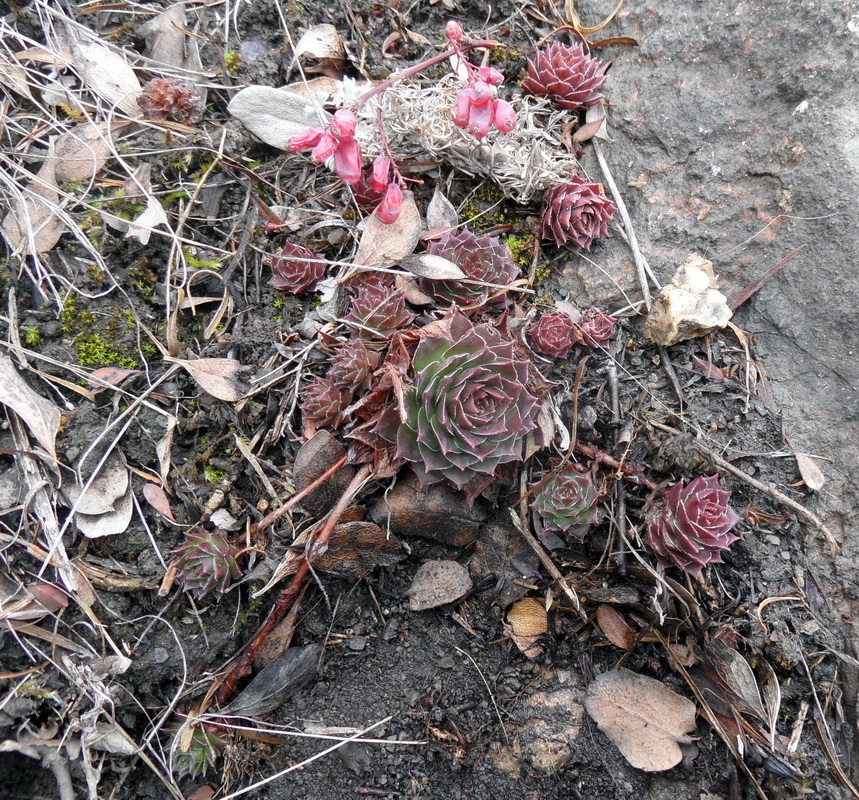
[138,77,205,124]
[172,726,226,779]
[578,307,616,347]
[172,528,240,600]
[646,475,741,576]
[531,464,601,540]
[529,312,577,359]
[541,177,617,252]
[345,285,416,339]
[267,241,326,294]
[300,377,349,433]
[521,42,608,111]
[396,310,539,491]
[424,228,519,307]
[327,339,380,392]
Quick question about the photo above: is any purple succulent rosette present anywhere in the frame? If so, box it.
[171,528,240,600]
[529,312,577,359]
[267,241,326,294]
[531,464,601,540]
[646,475,741,576]
[396,310,540,491]
[540,177,616,252]
[300,376,349,433]
[521,42,608,111]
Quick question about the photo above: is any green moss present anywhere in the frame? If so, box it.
[23,326,43,346]
[506,233,535,269]
[224,50,242,73]
[184,249,223,270]
[532,264,552,286]
[61,294,145,369]
[203,464,224,484]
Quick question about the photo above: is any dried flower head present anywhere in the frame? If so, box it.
[267,241,326,294]
[529,312,577,359]
[171,528,240,600]
[138,77,204,124]
[327,340,380,392]
[540,177,617,252]
[531,464,601,540]
[172,727,226,779]
[424,228,519,307]
[396,310,539,490]
[578,307,616,347]
[345,286,416,339]
[646,475,741,576]
[300,376,349,432]
[521,42,608,111]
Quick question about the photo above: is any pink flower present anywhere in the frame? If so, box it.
[478,66,504,86]
[491,98,516,132]
[646,475,741,576]
[333,138,362,185]
[287,126,325,153]
[371,156,392,192]
[452,80,517,139]
[311,133,338,163]
[376,182,404,224]
[578,308,615,347]
[467,101,493,138]
[329,108,357,141]
[446,21,465,42]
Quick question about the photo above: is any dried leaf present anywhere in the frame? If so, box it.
[0,54,34,101]
[408,560,472,611]
[75,486,134,539]
[596,604,636,651]
[294,24,345,74]
[585,100,609,140]
[313,521,404,578]
[54,122,114,183]
[705,639,765,719]
[757,658,781,745]
[0,354,60,460]
[228,85,330,150]
[1,148,64,255]
[795,453,826,492]
[354,190,421,267]
[574,115,606,143]
[25,583,69,613]
[584,668,697,772]
[138,5,188,70]
[505,597,547,659]
[142,483,175,522]
[224,644,322,717]
[71,39,142,116]
[399,253,465,281]
[124,194,168,245]
[156,415,177,483]
[169,357,245,402]
[293,431,354,517]
[692,355,724,380]
[426,188,458,232]
[66,456,129,515]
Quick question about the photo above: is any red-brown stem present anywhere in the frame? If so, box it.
[574,441,660,491]
[215,464,373,706]
[356,40,497,108]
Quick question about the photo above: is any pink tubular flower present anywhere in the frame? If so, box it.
[446,20,465,42]
[468,101,493,138]
[333,138,362,185]
[371,156,392,192]
[376,182,404,224]
[478,66,504,86]
[287,126,325,153]
[453,80,517,139]
[646,475,741,576]
[329,108,357,141]
[491,98,517,132]
[311,133,338,163]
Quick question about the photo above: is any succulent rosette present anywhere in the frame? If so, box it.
[531,464,601,540]
[345,285,416,339]
[138,77,204,124]
[267,241,326,293]
[521,42,608,111]
[172,727,226,779]
[540,177,617,252]
[578,307,616,347]
[529,312,577,359]
[327,340,379,392]
[300,376,349,432]
[396,311,539,491]
[423,228,519,307]
[646,475,741,576]
[171,528,240,600]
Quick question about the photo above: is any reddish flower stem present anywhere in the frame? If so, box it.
[573,441,660,491]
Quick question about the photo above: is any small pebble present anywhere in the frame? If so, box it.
[347,636,368,651]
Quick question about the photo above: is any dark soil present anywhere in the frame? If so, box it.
[1,2,858,800]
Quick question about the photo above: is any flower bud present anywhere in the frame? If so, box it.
[371,156,392,192]
[329,108,357,141]
[469,80,494,106]
[333,138,362,185]
[287,126,325,153]
[467,101,493,139]
[452,88,474,127]
[478,66,505,86]
[310,132,338,162]
[446,20,465,42]
[376,182,404,224]
[491,98,516,132]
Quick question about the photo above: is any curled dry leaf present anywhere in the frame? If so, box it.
[54,122,115,183]
[142,483,175,522]
[354,190,421,267]
[399,254,466,281]
[795,453,826,492]
[137,5,188,70]
[408,560,472,611]
[70,39,142,116]
[584,668,697,772]
[0,54,34,101]
[425,188,459,234]
[67,453,129,515]
[313,521,405,578]
[169,357,245,402]
[596,604,636,651]
[505,597,547,659]
[293,431,355,517]
[75,486,134,538]
[123,195,169,245]
[228,86,331,150]
[0,354,60,460]
[294,24,346,76]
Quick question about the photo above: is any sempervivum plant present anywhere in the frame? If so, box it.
[172,727,226,779]
[300,376,349,432]
[578,307,616,347]
[268,241,326,294]
[138,77,204,124]
[172,528,240,600]
[529,312,577,359]
[327,340,379,392]
[396,310,539,490]
[345,286,416,339]
[423,228,519,307]
[531,464,601,540]
[521,42,608,111]
[646,475,741,576]
[541,177,617,252]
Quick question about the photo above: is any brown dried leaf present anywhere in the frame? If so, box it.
[574,115,606,143]
[795,453,826,492]
[408,560,472,611]
[584,668,697,772]
[26,583,69,613]
[293,431,355,517]
[313,521,404,578]
[426,188,458,232]
[399,253,465,281]
[75,486,134,539]
[596,604,636,651]
[0,55,34,101]
[138,5,188,70]
[692,355,724,380]
[142,483,175,522]
[294,24,345,75]
[71,39,142,116]
[169,357,245,401]
[1,149,64,255]
[505,597,547,660]
[54,122,114,183]
[354,191,421,267]
[0,355,60,460]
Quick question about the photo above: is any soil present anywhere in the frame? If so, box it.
[1,2,858,800]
